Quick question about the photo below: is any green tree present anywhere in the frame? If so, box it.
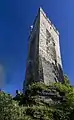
[0,91,25,120]
[0,74,74,120]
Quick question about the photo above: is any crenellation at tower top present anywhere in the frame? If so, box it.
[31,7,59,36]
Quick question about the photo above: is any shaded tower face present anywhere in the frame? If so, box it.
[23,8,63,92]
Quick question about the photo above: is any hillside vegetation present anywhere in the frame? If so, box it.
[0,75,74,120]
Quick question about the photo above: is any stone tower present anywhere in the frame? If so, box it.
[23,8,63,92]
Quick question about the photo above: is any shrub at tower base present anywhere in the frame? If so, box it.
[0,75,74,120]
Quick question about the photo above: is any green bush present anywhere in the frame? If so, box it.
[0,75,74,120]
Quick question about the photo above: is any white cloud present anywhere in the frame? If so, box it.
[0,64,5,88]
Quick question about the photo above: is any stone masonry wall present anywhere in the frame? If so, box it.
[39,8,63,85]
[23,8,63,93]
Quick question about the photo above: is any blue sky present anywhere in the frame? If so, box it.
[0,0,74,95]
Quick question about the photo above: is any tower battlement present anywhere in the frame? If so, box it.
[31,7,59,37]
[23,8,63,93]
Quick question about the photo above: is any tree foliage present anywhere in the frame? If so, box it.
[0,75,74,120]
